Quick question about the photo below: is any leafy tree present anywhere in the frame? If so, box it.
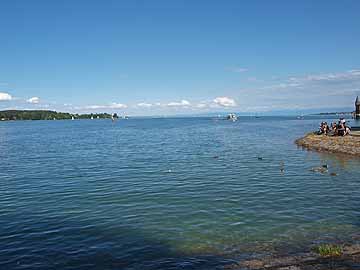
[0,110,114,121]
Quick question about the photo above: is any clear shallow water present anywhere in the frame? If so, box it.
[0,117,359,269]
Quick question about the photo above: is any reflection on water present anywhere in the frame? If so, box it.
[318,151,360,170]
[0,117,359,269]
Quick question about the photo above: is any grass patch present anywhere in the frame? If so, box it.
[315,244,342,257]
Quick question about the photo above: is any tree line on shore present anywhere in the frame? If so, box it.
[0,110,118,121]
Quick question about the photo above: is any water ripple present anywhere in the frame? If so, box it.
[0,117,359,269]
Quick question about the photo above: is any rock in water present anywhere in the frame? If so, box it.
[295,133,360,156]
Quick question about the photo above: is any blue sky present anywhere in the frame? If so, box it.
[0,0,360,115]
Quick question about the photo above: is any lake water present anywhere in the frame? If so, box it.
[1,117,359,269]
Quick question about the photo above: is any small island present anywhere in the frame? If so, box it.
[295,132,360,156]
[0,110,118,121]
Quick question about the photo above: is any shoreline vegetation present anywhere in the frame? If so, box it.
[0,110,118,121]
[295,133,360,157]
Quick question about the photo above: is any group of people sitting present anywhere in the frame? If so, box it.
[318,118,351,136]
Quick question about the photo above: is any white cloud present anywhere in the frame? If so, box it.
[261,83,301,90]
[84,105,104,109]
[27,97,40,104]
[84,102,127,110]
[213,96,237,107]
[137,102,153,108]
[0,92,12,101]
[288,69,360,83]
[167,100,191,107]
[238,69,360,111]
[196,103,208,109]
[228,67,248,73]
[109,102,127,109]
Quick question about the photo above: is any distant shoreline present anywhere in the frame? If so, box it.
[0,110,118,121]
[0,109,357,121]
[310,112,353,116]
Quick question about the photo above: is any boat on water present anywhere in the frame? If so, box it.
[111,113,118,122]
[297,114,305,120]
[227,113,238,122]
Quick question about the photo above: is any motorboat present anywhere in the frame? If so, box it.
[227,113,238,122]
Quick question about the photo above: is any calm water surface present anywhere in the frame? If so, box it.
[0,117,359,269]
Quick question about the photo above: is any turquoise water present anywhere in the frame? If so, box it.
[0,117,359,269]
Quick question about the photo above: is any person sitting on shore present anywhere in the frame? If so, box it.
[317,122,329,135]
[345,125,351,135]
[337,119,351,136]
[328,122,337,136]
[324,122,330,135]
[343,120,351,136]
[337,121,345,136]
[317,122,324,135]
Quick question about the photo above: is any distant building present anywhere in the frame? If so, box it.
[356,96,360,119]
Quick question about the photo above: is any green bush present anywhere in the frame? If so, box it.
[315,244,342,257]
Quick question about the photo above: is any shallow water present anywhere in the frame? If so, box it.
[0,117,359,269]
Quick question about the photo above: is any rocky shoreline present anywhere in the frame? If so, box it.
[295,132,360,157]
[224,244,360,270]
